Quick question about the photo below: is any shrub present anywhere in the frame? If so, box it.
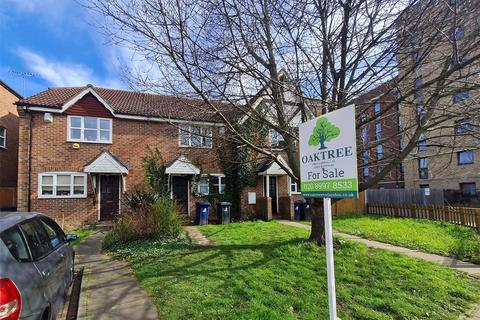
[152,196,182,239]
[123,187,156,211]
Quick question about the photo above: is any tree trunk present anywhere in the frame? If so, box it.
[308,198,325,245]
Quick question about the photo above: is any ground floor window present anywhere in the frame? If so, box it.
[198,175,226,195]
[460,182,476,195]
[38,172,87,198]
[289,177,300,194]
[211,175,226,194]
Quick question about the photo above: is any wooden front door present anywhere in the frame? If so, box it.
[172,176,189,215]
[269,176,278,215]
[100,175,120,221]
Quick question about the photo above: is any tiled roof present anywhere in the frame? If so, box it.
[16,85,240,123]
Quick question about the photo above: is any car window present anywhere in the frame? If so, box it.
[39,218,65,249]
[20,220,53,260]
[0,226,31,262]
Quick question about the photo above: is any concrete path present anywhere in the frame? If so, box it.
[185,226,212,246]
[75,229,158,320]
[278,220,480,277]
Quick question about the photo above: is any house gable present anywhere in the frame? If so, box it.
[64,92,113,118]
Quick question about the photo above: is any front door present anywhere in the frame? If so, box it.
[265,176,278,215]
[172,176,189,215]
[100,175,120,221]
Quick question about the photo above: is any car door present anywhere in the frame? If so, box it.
[39,217,73,293]
[20,219,65,314]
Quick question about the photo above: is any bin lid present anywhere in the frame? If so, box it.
[219,202,232,205]
[294,200,304,204]
[196,201,211,206]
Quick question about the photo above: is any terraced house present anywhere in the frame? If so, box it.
[15,85,304,228]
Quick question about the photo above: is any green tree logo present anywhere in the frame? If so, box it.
[308,117,341,149]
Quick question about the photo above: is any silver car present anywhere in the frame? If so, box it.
[0,212,77,320]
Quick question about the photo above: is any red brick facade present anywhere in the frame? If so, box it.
[17,96,225,229]
[0,81,21,210]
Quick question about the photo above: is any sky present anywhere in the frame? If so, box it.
[0,0,130,98]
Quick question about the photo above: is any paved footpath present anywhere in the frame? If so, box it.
[278,220,480,319]
[76,229,158,320]
[184,226,212,246]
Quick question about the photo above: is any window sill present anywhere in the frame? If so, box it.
[178,145,212,149]
[67,139,112,145]
[38,195,87,199]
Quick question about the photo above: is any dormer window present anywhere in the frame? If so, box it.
[68,116,112,143]
[179,125,212,148]
[0,127,5,148]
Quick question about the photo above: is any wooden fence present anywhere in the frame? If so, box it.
[367,203,480,229]
[366,188,444,205]
[332,191,366,216]
[0,187,17,210]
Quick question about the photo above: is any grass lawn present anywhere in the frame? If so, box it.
[67,226,95,247]
[105,221,480,320]
[326,214,480,264]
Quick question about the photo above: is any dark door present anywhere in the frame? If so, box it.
[100,175,120,221]
[172,176,189,215]
[264,176,278,215]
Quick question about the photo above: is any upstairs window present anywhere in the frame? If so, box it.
[376,145,384,160]
[179,125,212,148]
[452,26,465,41]
[68,116,112,143]
[269,129,286,148]
[374,103,381,115]
[0,127,5,148]
[453,91,469,104]
[417,133,427,152]
[418,157,429,179]
[375,123,382,140]
[414,77,423,99]
[38,173,87,198]
[361,127,368,144]
[457,150,474,165]
[455,119,472,134]
[416,104,426,121]
[411,51,421,72]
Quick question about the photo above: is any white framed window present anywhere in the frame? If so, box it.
[68,116,112,143]
[0,127,5,148]
[38,173,87,198]
[289,177,301,194]
[198,176,210,195]
[179,125,212,148]
[211,175,226,194]
[269,129,285,148]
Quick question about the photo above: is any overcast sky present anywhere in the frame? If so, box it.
[0,0,129,98]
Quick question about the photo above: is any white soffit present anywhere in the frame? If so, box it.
[165,155,200,175]
[84,152,128,174]
[258,155,290,175]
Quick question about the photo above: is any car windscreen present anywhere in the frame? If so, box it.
[0,225,31,262]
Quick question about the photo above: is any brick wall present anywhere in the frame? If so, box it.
[0,84,19,189]
[17,106,224,228]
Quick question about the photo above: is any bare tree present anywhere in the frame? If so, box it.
[84,0,480,244]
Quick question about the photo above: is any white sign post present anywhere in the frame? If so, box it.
[299,106,358,320]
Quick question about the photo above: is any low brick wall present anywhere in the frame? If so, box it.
[256,196,272,221]
[278,196,294,220]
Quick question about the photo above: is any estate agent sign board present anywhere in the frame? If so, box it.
[299,105,358,198]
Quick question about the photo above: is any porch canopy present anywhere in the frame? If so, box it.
[256,155,291,176]
[165,155,200,175]
[84,151,129,174]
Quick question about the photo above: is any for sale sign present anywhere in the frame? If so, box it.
[299,105,358,198]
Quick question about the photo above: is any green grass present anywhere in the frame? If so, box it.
[328,214,480,264]
[67,226,94,247]
[105,221,480,320]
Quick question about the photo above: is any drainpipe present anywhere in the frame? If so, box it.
[26,107,33,212]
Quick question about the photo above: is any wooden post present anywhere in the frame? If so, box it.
[475,209,480,230]
[460,207,466,226]
[428,205,434,220]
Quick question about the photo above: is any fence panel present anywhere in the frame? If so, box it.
[366,189,444,205]
[0,187,17,210]
[367,202,480,229]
